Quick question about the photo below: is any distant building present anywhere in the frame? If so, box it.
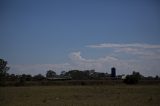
[111,67,116,77]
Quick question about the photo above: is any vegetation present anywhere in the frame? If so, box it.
[46,70,56,78]
[0,58,160,86]
[0,59,9,86]
[0,58,160,106]
[0,85,160,106]
[124,71,143,84]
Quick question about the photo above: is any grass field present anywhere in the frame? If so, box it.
[0,85,160,106]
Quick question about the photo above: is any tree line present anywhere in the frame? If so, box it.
[0,58,160,86]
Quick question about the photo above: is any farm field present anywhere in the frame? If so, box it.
[0,85,160,106]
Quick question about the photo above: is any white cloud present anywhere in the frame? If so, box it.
[69,51,90,62]
[87,43,160,49]
[86,43,160,76]
[10,52,123,76]
[69,51,160,76]
[87,43,160,60]
[9,43,160,77]
[69,52,134,75]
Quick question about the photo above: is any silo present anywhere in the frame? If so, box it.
[111,67,116,77]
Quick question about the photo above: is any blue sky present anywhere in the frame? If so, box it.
[0,0,160,76]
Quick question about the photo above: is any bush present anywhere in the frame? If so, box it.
[124,71,142,84]
[124,75,139,84]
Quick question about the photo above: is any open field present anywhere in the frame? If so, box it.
[0,85,160,106]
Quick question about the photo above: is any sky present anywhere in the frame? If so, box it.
[0,0,160,76]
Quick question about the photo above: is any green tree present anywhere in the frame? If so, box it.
[46,70,56,78]
[0,59,10,86]
[33,74,45,81]
[65,70,90,80]
[124,71,142,84]
[19,74,26,86]
[155,75,159,80]
[25,74,32,81]
[132,71,142,80]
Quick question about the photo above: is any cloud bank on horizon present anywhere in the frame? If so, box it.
[10,43,160,76]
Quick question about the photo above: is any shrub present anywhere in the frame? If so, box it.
[124,75,139,84]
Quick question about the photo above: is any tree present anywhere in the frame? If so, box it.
[155,75,159,80]
[124,75,138,84]
[124,71,142,84]
[46,70,56,78]
[0,59,9,77]
[33,74,45,81]
[132,71,142,79]
[60,71,66,76]
[19,74,32,82]
[19,74,26,85]
[65,70,90,80]
[9,74,16,81]
[25,74,32,81]
[0,59,10,86]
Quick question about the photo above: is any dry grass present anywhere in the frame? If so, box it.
[0,85,160,106]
